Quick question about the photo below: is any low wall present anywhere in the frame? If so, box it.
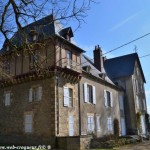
[57,135,92,150]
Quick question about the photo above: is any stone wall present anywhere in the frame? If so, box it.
[0,77,56,147]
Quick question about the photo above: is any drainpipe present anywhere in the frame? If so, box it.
[56,74,59,135]
[78,82,81,135]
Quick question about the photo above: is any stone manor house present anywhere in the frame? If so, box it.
[0,15,148,149]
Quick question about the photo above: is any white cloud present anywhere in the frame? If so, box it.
[111,12,142,31]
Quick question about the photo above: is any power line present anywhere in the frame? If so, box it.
[80,32,150,66]
[102,32,150,56]
[140,53,150,58]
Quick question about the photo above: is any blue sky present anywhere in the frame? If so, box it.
[71,0,150,112]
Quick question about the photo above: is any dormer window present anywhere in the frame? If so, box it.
[33,34,38,41]
[59,27,74,42]
[6,46,9,51]
[83,65,91,73]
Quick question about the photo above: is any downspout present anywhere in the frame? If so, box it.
[78,82,81,135]
[56,75,59,135]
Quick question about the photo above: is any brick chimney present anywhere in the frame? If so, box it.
[93,45,103,72]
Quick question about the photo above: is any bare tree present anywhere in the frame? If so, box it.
[0,0,95,82]
[0,0,94,43]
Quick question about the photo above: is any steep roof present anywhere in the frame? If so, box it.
[1,15,84,54]
[104,53,146,83]
[81,54,115,85]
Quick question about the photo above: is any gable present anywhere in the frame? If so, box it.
[104,53,146,83]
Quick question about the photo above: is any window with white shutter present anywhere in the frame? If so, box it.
[4,92,11,106]
[104,90,107,107]
[110,92,113,107]
[87,115,95,133]
[64,87,73,107]
[84,83,96,104]
[93,86,96,104]
[25,114,33,133]
[84,83,88,102]
[104,90,113,107]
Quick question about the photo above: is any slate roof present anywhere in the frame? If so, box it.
[0,15,84,54]
[81,54,115,85]
[104,53,146,83]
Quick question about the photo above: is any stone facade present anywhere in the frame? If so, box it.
[0,15,148,150]
[79,74,121,137]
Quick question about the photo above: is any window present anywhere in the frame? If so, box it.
[64,87,73,107]
[119,95,125,117]
[96,116,101,131]
[2,60,10,73]
[29,50,39,68]
[33,35,38,41]
[6,46,9,51]
[136,95,139,109]
[66,50,72,68]
[69,115,74,136]
[143,99,146,110]
[29,86,42,102]
[24,114,33,133]
[87,115,94,133]
[104,90,113,107]
[135,80,139,93]
[87,84,93,103]
[107,117,113,132]
[4,92,11,106]
[83,83,96,104]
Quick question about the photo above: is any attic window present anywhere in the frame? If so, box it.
[99,73,106,79]
[83,66,91,73]
[33,35,38,41]
[6,46,9,51]
[59,27,74,42]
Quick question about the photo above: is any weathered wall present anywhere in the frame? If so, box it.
[0,77,56,146]
[80,74,120,137]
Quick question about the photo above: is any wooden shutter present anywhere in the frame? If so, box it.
[69,115,74,136]
[92,86,96,104]
[64,87,69,106]
[29,88,33,102]
[110,92,113,107]
[84,83,88,102]
[37,86,42,101]
[104,90,108,107]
